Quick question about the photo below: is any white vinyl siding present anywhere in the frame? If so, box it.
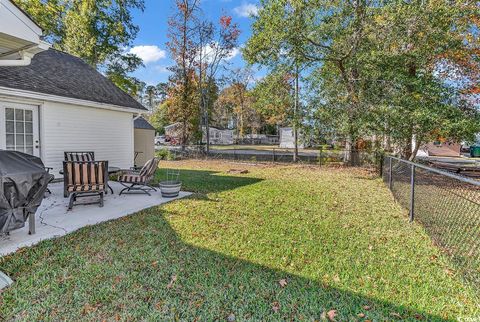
[40,101,134,175]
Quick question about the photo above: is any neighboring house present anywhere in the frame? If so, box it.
[164,122,183,144]
[203,126,234,145]
[279,127,304,149]
[417,142,461,158]
[236,134,279,145]
[0,0,147,175]
[134,116,155,167]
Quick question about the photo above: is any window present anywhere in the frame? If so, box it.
[5,108,34,155]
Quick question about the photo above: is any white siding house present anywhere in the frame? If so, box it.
[203,127,234,145]
[279,127,304,149]
[0,1,147,175]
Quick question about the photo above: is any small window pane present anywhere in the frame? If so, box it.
[6,121,14,133]
[26,135,33,145]
[6,134,14,146]
[25,110,33,121]
[16,122,24,133]
[25,147,33,155]
[5,108,14,120]
[25,122,33,134]
[16,134,24,146]
[15,109,24,121]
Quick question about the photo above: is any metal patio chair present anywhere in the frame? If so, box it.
[63,160,108,210]
[118,158,160,196]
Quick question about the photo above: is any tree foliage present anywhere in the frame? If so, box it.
[14,0,145,92]
[246,0,480,159]
[250,71,293,126]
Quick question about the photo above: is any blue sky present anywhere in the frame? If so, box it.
[129,0,260,86]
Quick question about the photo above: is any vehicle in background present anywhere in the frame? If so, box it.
[155,135,166,145]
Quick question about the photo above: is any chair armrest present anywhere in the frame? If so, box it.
[118,169,140,176]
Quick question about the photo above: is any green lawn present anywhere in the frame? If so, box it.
[0,160,478,321]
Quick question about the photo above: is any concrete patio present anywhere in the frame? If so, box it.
[0,181,191,256]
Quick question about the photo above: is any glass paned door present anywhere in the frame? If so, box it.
[1,103,39,156]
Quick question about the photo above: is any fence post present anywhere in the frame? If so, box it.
[409,163,415,222]
[388,157,393,190]
[379,153,383,177]
[273,148,276,163]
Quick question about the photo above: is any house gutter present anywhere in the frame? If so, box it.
[0,41,50,66]
[0,55,31,66]
[0,86,145,114]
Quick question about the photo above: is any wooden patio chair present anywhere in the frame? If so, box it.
[118,158,160,196]
[63,160,108,210]
[64,151,95,162]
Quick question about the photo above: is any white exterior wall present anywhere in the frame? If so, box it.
[279,127,304,149]
[40,101,134,175]
[134,128,155,167]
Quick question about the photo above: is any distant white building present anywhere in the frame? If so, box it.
[203,126,234,145]
[279,127,304,149]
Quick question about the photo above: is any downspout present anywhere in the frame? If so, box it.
[0,56,31,66]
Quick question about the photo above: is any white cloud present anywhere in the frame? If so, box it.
[199,44,240,63]
[233,3,258,18]
[226,47,240,60]
[129,45,166,64]
[153,65,169,73]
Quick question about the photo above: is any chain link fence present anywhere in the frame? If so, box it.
[382,156,480,287]
[159,145,380,167]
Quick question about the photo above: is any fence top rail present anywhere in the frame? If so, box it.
[387,155,480,187]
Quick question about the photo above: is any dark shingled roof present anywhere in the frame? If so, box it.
[134,116,155,130]
[0,49,146,111]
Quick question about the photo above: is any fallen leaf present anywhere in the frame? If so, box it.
[414,313,424,320]
[152,261,158,267]
[272,301,280,313]
[444,268,455,276]
[333,275,340,283]
[363,305,371,311]
[326,309,337,321]
[390,312,402,319]
[154,301,164,310]
[227,313,236,321]
[279,279,288,287]
[167,275,177,289]
[357,313,365,318]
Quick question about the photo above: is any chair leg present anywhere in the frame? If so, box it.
[119,186,130,195]
[68,193,75,210]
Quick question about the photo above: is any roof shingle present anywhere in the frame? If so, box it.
[0,49,146,111]
[134,116,155,130]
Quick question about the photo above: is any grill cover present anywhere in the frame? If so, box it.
[0,151,50,233]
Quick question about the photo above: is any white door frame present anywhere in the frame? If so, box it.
[0,101,40,157]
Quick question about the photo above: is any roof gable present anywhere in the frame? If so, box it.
[0,49,146,111]
[134,116,155,130]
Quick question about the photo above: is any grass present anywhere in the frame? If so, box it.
[1,160,479,321]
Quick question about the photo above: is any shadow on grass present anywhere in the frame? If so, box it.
[0,208,451,321]
[154,168,263,195]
